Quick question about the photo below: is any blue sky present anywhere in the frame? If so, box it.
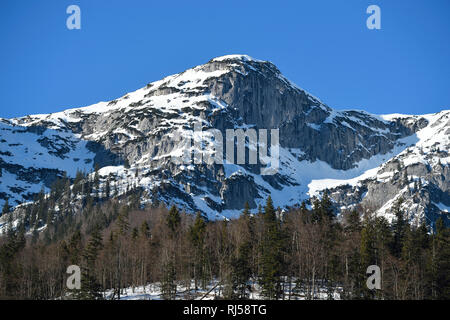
[0,0,449,118]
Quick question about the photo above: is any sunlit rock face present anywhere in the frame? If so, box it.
[0,55,448,225]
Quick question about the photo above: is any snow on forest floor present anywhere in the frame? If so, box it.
[102,278,342,300]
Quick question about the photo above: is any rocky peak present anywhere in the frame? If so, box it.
[0,55,448,227]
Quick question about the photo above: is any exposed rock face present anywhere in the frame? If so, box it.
[321,112,450,227]
[0,54,448,225]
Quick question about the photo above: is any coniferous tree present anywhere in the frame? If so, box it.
[0,226,25,297]
[345,210,361,233]
[260,196,283,299]
[227,202,253,299]
[311,197,322,223]
[391,198,406,258]
[231,239,252,299]
[140,221,150,239]
[161,260,177,299]
[359,221,377,299]
[431,218,450,299]
[105,176,111,199]
[320,190,334,221]
[167,205,181,235]
[1,198,10,216]
[124,159,130,169]
[117,206,130,236]
[189,212,207,290]
[78,226,103,299]
[93,164,100,194]
[360,224,375,267]
[131,227,139,240]
[0,184,448,300]
[68,230,83,265]
[162,205,181,298]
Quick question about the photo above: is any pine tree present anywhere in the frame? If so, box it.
[78,226,103,300]
[300,201,308,214]
[402,170,408,186]
[431,218,450,299]
[189,212,207,290]
[131,227,139,240]
[320,190,334,221]
[166,205,181,235]
[68,230,83,264]
[231,239,252,299]
[260,196,283,299]
[161,260,177,300]
[116,206,130,236]
[1,198,10,216]
[161,206,181,299]
[124,158,130,169]
[73,170,84,195]
[105,176,111,199]
[311,197,322,223]
[242,201,250,216]
[401,226,415,263]
[345,210,361,233]
[227,202,254,299]
[93,164,100,197]
[0,226,26,297]
[373,216,392,281]
[360,224,375,271]
[391,197,406,258]
[140,221,151,239]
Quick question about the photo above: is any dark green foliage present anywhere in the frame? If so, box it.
[260,196,283,299]
[161,260,177,300]
[140,221,150,238]
[230,240,252,299]
[124,159,130,169]
[105,176,111,199]
[78,227,103,300]
[431,218,450,299]
[116,206,130,236]
[0,227,26,297]
[93,164,100,196]
[226,202,253,299]
[345,210,361,233]
[167,205,181,235]
[0,186,448,301]
[311,191,334,223]
[391,197,406,257]
[189,212,208,290]
[1,198,10,216]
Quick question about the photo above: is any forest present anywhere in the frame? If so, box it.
[0,170,449,300]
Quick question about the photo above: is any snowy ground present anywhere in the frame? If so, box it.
[101,278,342,300]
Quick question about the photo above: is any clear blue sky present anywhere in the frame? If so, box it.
[0,0,449,119]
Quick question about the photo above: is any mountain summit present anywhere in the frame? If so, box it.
[0,55,449,226]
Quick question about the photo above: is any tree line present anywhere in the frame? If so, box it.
[0,171,449,300]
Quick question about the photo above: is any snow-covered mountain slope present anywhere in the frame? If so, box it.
[308,111,450,226]
[0,119,97,203]
[0,54,448,225]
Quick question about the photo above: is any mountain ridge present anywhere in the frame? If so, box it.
[0,54,448,226]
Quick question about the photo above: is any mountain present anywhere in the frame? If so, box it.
[0,54,449,226]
